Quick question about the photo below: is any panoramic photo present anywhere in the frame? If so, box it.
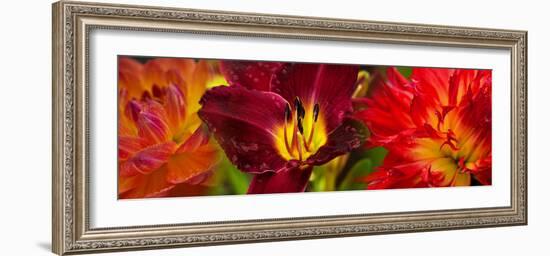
[117,56,492,199]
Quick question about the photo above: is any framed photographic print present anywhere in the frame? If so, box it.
[52,1,527,255]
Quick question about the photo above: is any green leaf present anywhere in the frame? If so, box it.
[361,147,387,167]
[338,158,373,190]
[225,162,251,195]
[396,67,412,78]
[309,166,327,192]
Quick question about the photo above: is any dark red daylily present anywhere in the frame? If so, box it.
[199,61,367,193]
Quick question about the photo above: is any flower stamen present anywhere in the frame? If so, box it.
[282,98,323,160]
[307,103,320,147]
[440,129,459,151]
[283,103,292,155]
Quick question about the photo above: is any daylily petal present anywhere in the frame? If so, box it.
[220,60,284,91]
[247,166,313,194]
[271,63,359,132]
[198,86,289,173]
[307,118,367,165]
[119,141,177,177]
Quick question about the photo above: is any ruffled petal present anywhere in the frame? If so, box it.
[142,58,195,90]
[119,166,175,199]
[198,86,290,173]
[136,100,172,144]
[355,68,415,146]
[118,136,149,161]
[271,63,359,132]
[411,68,454,106]
[247,166,313,194]
[119,141,177,177]
[164,84,187,133]
[220,60,284,91]
[165,142,221,184]
[118,57,145,100]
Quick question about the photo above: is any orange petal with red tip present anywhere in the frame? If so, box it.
[118,136,149,161]
[176,124,210,153]
[166,143,221,184]
[185,60,211,114]
[119,166,175,199]
[137,101,172,144]
[118,175,140,195]
[118,57,146,99]
[119,141,177,177]
[165,84,187,132]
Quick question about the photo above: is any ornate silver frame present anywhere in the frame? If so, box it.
[52,1,527,255]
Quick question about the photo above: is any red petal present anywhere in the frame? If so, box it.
[307,118,367,165]
[411,68,454,106]
[220,60,284,91]
[365,159,428,189]
[354,68,416,147]
[119,142,177,177]
[386,67,409,87]
[271,63,359,132]
[247,166,313,194]
[198,86,289,173]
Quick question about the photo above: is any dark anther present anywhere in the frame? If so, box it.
[294,97,305,119]
[297,117,304,134]
[313,103,320,122]
[294,97,301,109]
[284,103,292,122]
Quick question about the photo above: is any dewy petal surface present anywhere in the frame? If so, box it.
[198,86,290,173]
[247,166,313,194]
[271,63,359,133]
[220,60,284,91]
[307,118,367,166]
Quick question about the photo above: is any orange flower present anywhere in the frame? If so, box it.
[118,57,223,198]
[356,67,491,188]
